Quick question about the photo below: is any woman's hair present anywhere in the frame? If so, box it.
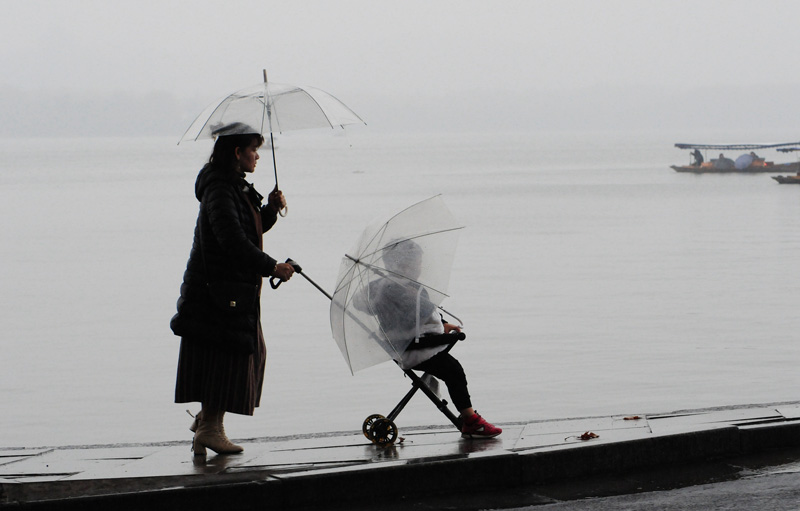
[207,133,265,172]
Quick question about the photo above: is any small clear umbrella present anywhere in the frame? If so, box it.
[179,70,365,208]
[330,195,464,374]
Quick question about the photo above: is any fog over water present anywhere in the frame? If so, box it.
[3,1,800,137]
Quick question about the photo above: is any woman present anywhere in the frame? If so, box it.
[170,123,295,455]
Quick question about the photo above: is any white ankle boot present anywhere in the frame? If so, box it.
[192,411,243,456]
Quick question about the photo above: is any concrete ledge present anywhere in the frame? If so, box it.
[518,426,742,485]
[3,408,800,510]
[739,421,800,453]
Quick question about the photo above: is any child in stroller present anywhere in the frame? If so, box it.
[353,239,502,440]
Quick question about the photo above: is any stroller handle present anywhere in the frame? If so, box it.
[270,258,302,289]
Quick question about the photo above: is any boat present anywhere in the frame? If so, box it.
[671,142,800,173]
[772,174,800,184]
[772,147,800,183]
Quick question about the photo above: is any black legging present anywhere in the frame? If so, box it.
[412,350,472,412]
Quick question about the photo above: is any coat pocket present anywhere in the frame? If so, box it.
[207,281,258,314]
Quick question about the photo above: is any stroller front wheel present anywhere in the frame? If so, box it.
[362,414,385,441]
[369,418,398,447]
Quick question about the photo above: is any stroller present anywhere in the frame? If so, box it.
[275,196,471,447]
[361,331,466,447]
[274,261,466,447]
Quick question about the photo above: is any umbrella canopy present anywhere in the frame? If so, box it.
[179,71,365,193]
[179,79,365,142]
[330,196,464,374]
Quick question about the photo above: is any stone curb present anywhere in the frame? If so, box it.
[4,420,799,510]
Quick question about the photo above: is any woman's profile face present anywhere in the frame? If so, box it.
[236,141,261,173]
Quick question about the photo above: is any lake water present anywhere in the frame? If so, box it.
[1,129,799,448]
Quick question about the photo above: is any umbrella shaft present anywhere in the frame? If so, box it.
[270,131,278,188]
[299,271,333,301]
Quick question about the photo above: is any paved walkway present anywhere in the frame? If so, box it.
[2,403,800,510]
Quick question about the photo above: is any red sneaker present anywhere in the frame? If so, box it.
[461,412,502,438]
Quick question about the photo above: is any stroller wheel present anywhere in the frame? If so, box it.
[362,414,385,441]
[369,418,398,447]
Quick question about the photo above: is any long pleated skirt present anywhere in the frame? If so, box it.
[174,324,267,415]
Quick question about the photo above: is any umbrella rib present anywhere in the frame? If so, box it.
[261,89,283,134]
[297,89,334,129]
[333,261,361,296]
[258,93,270,136]
[334,268,357,372]
[354,195,459,259]
[181,91,242,142]
[354,227,464,263]
[296,87,366,129]
[337,263,404,371]
[384,195,443,225]
[344,255,451,299]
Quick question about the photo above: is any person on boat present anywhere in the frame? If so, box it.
[691,149,704,166]
[713,153,735,169]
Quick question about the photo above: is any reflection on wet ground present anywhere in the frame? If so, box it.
[2,403,799,509]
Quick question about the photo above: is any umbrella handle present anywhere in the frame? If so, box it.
[278,204,288,217]
[269,258,302,289]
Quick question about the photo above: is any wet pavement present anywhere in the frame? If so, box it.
[2,403,800,510]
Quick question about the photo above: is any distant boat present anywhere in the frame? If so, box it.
[671,142,800,173]
[772,174,800,184]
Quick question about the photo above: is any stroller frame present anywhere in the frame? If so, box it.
[275,263,466,447]
[362,332,466,446]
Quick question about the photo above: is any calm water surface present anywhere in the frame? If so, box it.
[1,130,798,447]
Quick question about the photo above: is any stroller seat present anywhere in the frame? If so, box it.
[362,331,466,446]
[405,331,466,350]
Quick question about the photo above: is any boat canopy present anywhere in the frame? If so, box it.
[675,141,800,151]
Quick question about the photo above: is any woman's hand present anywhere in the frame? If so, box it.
[272,262,295,281]
[268,187,287,213]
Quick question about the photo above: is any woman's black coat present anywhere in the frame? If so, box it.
[170,164,278,354]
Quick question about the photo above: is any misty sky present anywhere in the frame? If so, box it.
[3,0,800,137]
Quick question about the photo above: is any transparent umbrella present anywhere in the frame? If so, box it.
[179,70,365,193]
[330,195,464,374]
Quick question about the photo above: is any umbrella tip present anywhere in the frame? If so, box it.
[263,69,268,83]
